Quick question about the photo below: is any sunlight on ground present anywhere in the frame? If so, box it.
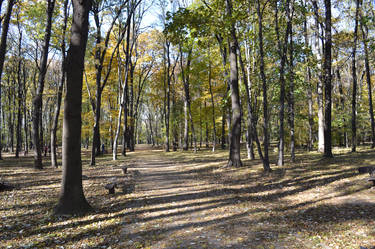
[1,146,375,248]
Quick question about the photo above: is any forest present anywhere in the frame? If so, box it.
[0,0,375,248]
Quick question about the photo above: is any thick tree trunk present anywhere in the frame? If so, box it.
[32,0,55,169]
[55,0,93,215]
[350,0,360,153]
[0,0,15,160]
[257,0,271,172]
[226,0,242,167]
[51,0,68,168]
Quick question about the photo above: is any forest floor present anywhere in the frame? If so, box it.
[1,145,375,249]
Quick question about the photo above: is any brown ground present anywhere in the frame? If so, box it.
[1,145,375,248]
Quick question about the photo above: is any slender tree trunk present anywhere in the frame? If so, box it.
[257,0,271,172]
[32,0,55,169]
[23,66,28,155]
[275,0,291,166]
[15,27,22,158]
[323,0,333,157]
[361,22,375,148]
[288,18,295,162]
[51,0,68,168]
[221,109,225,149]
[207,53,216,152]
[55,0,93,215]
[304,12,314,151]
[0,0,15,160]
[238,42,255,160]
[351,0,360,153]
[165,41,171,152]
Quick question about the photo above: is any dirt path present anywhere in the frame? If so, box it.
[118,150,263,249]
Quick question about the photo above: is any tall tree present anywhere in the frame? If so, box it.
[0,0,15,160]
[275,0,292,166]
[32,0,56,169]
[51,0,69,168]
[55,0,93,215]
[89,0,127,166]
[15,13,23,159]
[226,0,242,167]
[323,0,333,157]
[256,0,271,172]
[350,0,360,153]
[361,17,375,148]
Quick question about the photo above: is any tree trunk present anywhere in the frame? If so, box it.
[288,17,295,162]
[207,53,216,152]
[32,0,55,169]
[303,11,314,151]
[15,26,22,158]
[165,41,171,152]
[257,0,271,172]
[226,0,242,167]
[350,0,360,153]
[55,0,93,215]
[238,41,255,160]
[361,21,375,148]
[323,0,333,157]
[0,0,15,160]
[274,0,291,166]
[51,0,68,168]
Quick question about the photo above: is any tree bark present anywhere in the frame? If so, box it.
[226,0,242,167]
[323,0,333,157]
[55,0,93,215]
[361,21,375,148]
[275,0,291,166]
[350,0,360,153]
[256,0,271,172]
[15,24,22,158]
[0,0,15,160]
[51,0,68,168]
[32,0,55,169]
[303,10,314,151]
[288,17,295,162]
[207,51,216,152]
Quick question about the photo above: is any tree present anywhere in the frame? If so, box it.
[51,0,69,168]
[0,0,15,160]
[226,0,242,167]
[323,0,333,158]
[360,16,375,148]
[256,0,271,172]
[55,0,93,215]
[32,0,56,169]
[350,0,360,153]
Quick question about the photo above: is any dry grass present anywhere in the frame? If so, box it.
[1,145,375,248]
